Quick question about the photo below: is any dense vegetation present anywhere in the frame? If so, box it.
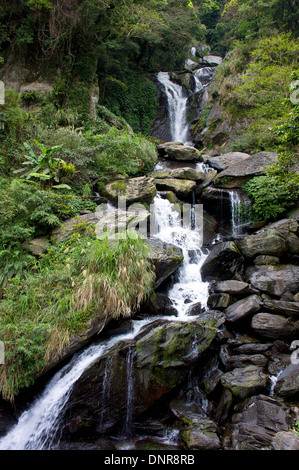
[0,0,298,400]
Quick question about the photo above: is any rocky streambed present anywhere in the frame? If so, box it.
[1,143,299,451]
[1,60,299,451]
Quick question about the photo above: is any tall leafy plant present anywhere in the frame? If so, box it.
[14,139,74,189]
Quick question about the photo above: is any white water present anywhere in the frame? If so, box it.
[193,67,215,93]
[0,70,213,451]
[152,194,209,317]
[0,320,151,450]
[229,189,253,237]
[0,195,209,450]
[157,72,190,144]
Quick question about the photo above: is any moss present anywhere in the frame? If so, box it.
[111,181,128,193]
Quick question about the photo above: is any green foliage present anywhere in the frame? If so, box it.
[98,70,158,134]
[243,174,299,221]
[0,90,25,141]
[216,0,299,54]
[0,177,97,249]
[211,34,299,153]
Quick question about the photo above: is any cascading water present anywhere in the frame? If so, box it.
[229,189,253,237]
[156,72,190,144]
[0,193,210,450]
[152,194,209,317]
[0,65,214,452]
[0,320,150,450]
[193,67,215,93]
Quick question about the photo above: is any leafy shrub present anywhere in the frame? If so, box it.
[243,174,299,220]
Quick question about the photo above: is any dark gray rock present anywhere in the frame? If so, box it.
[201,242,244,282]
[225,295,262,322]
[170,400,221,450]
[247,265,299,297]
[251,312,299,339]
[237,230,288,258]
[272,431,299,450]
[221,366,268,399]
[263,300,299,317]
[146,239,184,288]
[157,142,204,162]
[207,152,250,171]
[207,293,232,310]
[228,395,289,450]
[275,363,299,397]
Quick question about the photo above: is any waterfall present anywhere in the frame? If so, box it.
[156,72,190,144]
[0,320,150,450]
[0,65,215,452]
[0,195,210,449]
[123,345,135,436]
[193,67,215,93]
[152,194,209,317]
[229,189,253,237]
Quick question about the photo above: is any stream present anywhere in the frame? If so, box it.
[0,63,251,450]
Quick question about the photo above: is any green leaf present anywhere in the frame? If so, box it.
[52,184,72,190]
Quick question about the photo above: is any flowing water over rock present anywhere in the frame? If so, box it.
[152,195,208,316]
[0,194,210,450]
[156,72,190,144]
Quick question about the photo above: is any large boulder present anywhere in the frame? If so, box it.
[214,151,278,188]
[225,295,262,323]
[146,239,184,288]
[247,265,299,297]
[251,312,299,339]
[51,207,150,241]
[157,142,204,162]
[207,152,251,171]
[155,178,196,200]
[201,242,244,282]
[261,219,299,255]
[103,176,157,204]
[272,431,299,450]
[212,280,253,296]
[237,230,288,259]
[221,366,268,399]
[227,395,289,450]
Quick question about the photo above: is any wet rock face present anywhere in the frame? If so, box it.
[157,142,204,162]
[60,313,225,438]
